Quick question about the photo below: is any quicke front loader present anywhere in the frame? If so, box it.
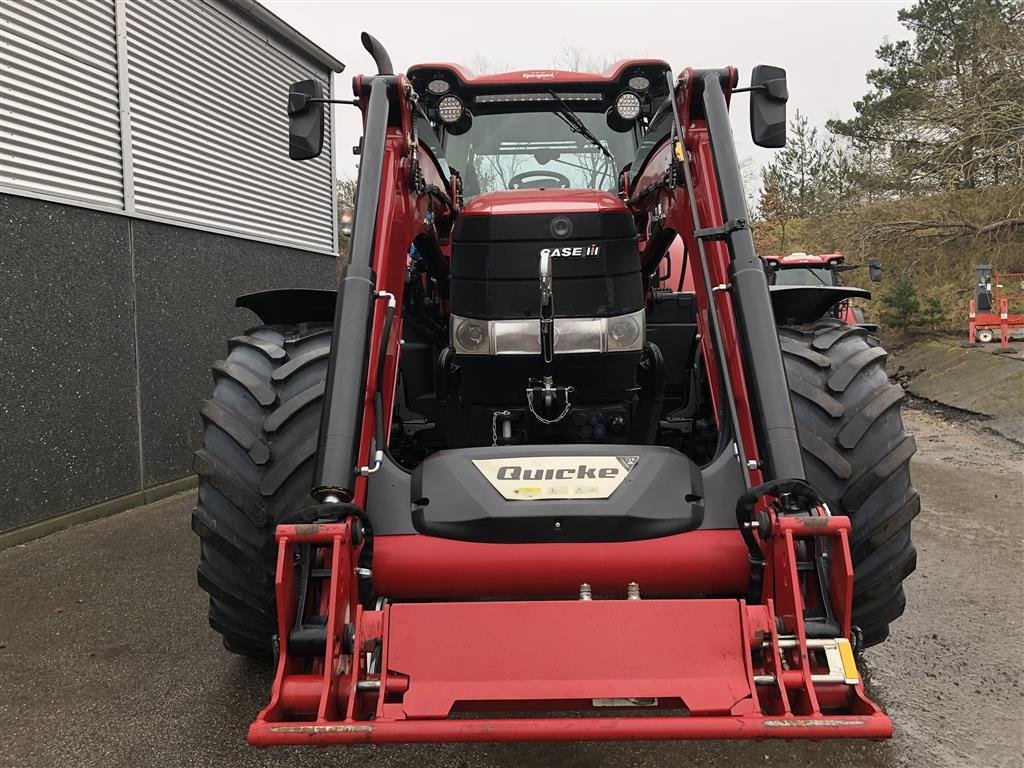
[193,33,919,745]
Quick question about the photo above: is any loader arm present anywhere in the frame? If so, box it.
[313,73,455,505]
[247,47,893,745]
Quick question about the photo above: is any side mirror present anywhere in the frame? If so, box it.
[749,65,788,149]
[868,259,882,283]
[288,79,325,160]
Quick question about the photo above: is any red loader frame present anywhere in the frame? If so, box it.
[249,39,892,745]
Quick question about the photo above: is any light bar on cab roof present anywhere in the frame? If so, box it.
[475,93,604,103]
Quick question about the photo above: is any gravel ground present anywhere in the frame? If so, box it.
[1,405,1022,768]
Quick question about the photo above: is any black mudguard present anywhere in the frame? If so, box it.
[236,288,337,325]
[769,285,871,325]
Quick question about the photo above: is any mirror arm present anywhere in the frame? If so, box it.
[287,95,359,117]
[729,85,763,94]
[309,98,360,106]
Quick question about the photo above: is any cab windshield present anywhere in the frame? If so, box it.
[770,267,836,287]
[443,110,636,199]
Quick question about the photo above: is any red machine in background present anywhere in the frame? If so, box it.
[764,252,882,328]
[968,265,1024,348]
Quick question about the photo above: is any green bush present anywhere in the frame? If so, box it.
[919,296,946,329]
[879,278,921,330]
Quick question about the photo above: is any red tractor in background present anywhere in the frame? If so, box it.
[765,251,883,330]
[191,33,918,745]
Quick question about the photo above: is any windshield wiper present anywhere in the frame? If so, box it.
[547,90,616,167]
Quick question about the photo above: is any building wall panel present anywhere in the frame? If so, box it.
[125,0,335,252]
[0,0,125,207]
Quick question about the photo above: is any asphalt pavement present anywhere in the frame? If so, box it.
[1,405,1021,768]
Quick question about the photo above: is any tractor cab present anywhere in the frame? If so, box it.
[389,62,712,458]
[407,60,673,198]
[766,252,845,287]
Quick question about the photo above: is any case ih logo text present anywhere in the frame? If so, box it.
[496,463,620,480]
[540,244,600,258]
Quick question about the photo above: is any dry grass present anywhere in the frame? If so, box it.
[753,186,1024,331]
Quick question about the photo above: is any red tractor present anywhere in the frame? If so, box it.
[192,33,917,745]
[765,251,882,329]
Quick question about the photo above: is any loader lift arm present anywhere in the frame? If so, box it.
[247,37,893,745]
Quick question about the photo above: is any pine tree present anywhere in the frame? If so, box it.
[878,278,922,330]
[919,296,946,328]
[828,0,1024,192]
[757,111,856,221]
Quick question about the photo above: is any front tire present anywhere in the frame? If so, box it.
[192,323,332,656]
[779,319,919,647]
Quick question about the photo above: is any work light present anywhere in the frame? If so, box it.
[614,91,641,121]
[438,95,465,124]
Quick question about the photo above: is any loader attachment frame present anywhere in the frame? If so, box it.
[251,47,894,745]
[249,511,890,744]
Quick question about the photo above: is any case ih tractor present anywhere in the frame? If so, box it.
[766,252,882,329]
[192,34,918,745]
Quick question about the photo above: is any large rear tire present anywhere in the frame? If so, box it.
[192,323,332,657]
[779,318,919,647]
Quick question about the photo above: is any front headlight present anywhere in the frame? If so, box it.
[450,310,644,355]
[606,314,642,351]
[452,316,490,354]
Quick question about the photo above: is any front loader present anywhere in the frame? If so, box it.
[192,33,918,745]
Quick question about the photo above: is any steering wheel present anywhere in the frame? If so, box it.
[509,171,572,190]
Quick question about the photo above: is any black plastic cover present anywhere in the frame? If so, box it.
[769,285,871,325]
[411,444,704,543]
[451,210,642,320]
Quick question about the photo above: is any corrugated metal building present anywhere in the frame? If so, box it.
[0,0,344,538]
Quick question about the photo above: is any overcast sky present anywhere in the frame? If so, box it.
[263,0,913,184]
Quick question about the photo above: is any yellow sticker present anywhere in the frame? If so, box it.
[837,638,860,684]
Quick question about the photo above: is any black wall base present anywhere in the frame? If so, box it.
[0,194,335,531]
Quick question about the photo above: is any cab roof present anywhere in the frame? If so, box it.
[765,252,845,266]
[407,60,671,87]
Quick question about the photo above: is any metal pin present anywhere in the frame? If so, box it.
[626,582,641,600]
[579,583,592,600]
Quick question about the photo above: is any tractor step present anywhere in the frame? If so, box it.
[247,520,893,745]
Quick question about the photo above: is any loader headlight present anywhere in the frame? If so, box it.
[453,316,490,354]
[426,78,451,95]
[614,91,642,121]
